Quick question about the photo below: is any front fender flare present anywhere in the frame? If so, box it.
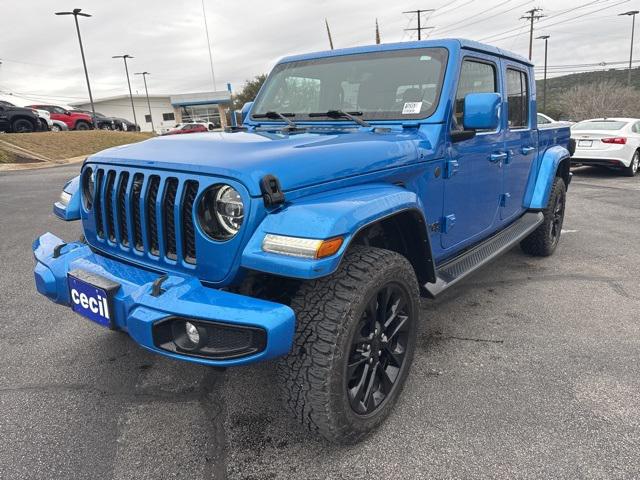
[526,145,571,210]
[241,183,431,280]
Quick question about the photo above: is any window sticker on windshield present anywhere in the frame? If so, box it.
[402,102,422,114]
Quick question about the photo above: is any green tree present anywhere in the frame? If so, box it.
[232,74,267,110]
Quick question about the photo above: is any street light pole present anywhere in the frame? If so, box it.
[620,11,639,86]
[134,72,154,133]
[55,9,96,124]
[537,35,550,113]
[113,54,138,128]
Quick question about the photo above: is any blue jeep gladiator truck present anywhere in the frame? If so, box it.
[33,39,572,443]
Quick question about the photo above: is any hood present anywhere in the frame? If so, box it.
[88,128,436,196]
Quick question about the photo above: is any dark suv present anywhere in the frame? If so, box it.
[0,102,40,133]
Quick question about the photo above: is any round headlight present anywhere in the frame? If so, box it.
[81,167,95,211]
[197,184,244,240]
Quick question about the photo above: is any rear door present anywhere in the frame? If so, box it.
[442,54,505,250]
[501,63,536,222]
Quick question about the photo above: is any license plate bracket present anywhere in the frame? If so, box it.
[67,269,120,329]
[578,140,593,147]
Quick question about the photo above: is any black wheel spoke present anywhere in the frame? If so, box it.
[347,282,413,416]
[386,314,409,341]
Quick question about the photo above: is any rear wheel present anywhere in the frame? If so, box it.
[277,246,419,444]
[11,118,35,133]
[520,177,566,257]
[622,151,639,177]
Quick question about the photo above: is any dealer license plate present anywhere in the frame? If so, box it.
[68,270,119,328]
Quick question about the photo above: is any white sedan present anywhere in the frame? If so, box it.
[571,118,640,177]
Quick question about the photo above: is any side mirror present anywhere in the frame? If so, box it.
[53,175,81,221]
[240,102,254,124]
[462,92,501,130]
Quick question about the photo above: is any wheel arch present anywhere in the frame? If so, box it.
[240,184,436,287]
[525,145,572,210]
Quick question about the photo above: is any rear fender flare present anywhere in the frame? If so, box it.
[526,145,571,210]
[241,183,434,281]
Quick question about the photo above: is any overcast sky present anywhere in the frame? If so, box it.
[0,0,636,105]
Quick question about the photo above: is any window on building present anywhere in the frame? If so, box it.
[454,59,497,130]
[145,114,152,123]
[162,112,175,121]
[507,68,529,129]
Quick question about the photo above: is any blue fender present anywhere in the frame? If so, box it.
[525,145,571,210]
[53,175,81,221]
[241,183,431,280]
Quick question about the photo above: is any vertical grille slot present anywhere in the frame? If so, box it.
[131,173,144,251]
[94,169,105,238]
[105,170,116,242]
[182,180,199,264]
[117,172,130,246]
[146,175,161,256]
[163,178,179,260]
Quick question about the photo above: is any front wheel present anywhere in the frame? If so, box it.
[520,177,566,257]
[75,121,91,131]
[11,118,35,133]
[622,151,639,177]
[277,246,419,444]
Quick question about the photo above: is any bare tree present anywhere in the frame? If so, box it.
[559,80,640,121]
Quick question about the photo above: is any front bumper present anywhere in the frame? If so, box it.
[33,232,296,367]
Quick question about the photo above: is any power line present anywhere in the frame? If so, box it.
[403,9,435,40]
[435,0,531,36]
[479,0,614,42]
[485,0,631,43]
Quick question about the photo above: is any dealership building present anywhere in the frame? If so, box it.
[70,90,232,133]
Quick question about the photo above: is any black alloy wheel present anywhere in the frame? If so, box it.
[347,283,412,416]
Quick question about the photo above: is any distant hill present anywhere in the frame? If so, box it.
[535,67,640,119]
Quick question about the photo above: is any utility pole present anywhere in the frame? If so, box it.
[376,18,381,44]
[536,35,550,113]
[55,9,96,125]
[620,10,639,86]
[113,54,138,128]
[135,72,154,133]
[403,9,435,40]
[201,0,217,91]
[325,18,334,50]
[521,8,545,60]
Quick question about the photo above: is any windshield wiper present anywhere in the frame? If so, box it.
[308,110,370,127]
[252,111,299,129]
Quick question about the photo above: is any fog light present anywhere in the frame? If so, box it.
[185,321,200,344]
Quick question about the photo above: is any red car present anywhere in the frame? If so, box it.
[162,123,208,135]
[27,104,94,131]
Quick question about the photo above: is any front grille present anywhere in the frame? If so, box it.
[93,168,199,265]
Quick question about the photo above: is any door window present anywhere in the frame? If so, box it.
[454,59,497,130]
[52,106,68,115]
[507,68,529,129]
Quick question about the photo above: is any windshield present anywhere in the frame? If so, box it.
[252,47,448,121]
[572,120,627,131]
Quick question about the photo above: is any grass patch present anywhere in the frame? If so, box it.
[0,130,154,163]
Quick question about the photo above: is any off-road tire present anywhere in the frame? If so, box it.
[11,118,35,133]
[520,177,566,257]
[75,121,91,131]
[277,246,419,444]
[622,150,639,177]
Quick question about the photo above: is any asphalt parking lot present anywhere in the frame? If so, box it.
[1,164,638,479]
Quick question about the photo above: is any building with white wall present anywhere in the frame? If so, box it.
[70,90,232,133]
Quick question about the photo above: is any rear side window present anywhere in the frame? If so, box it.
[454,59,497,128]
[507,68,529,129]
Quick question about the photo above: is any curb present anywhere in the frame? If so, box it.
[0,155,86,172]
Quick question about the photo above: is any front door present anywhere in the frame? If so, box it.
[501,64,536,221]
[442,55,504,251]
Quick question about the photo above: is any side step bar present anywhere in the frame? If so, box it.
[424,212,543,297]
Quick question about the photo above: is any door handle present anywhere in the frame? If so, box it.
[521,146,535,155]
[489,152,508,163]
